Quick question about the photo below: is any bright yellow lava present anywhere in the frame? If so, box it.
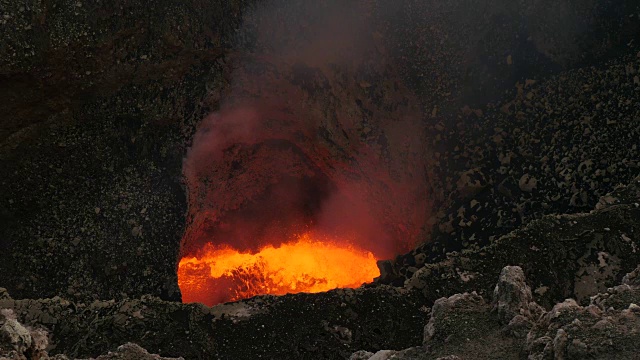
[178,233,379,306]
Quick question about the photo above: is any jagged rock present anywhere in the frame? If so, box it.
[588,273,640,312]
[0,289,9,301]
[526,279,640,360]
[375,260,398,284]
[545,299,582,322]
[89,343,184,360]
[552,329,568,360]
[349,350,375,360]
[518,174,538,192]
[350,348,440,360]
[365,264,640,359]
[423,292,488,344]
[0,309,32,356]
[0,309,52,360]
[565,338,589,359]
[367,350,397,360]
[490,269,549,339]
[455,169,487,198]
[404,176,640,309]
[28,328,49,360]
[622,265,640,286]
[502,314,532,339]
[493,266,536,324]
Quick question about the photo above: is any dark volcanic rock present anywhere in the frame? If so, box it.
[378,0,640,109]
[1,0,638,307]
[387,50,640,286]
[370,1,640,281]
[423,291,489,343]
[2,0,639,304]
[0,308,50,360]
[352,265,640,360]
[405,176,640,309]
[0,286,426,360]
[0,0,248,302]
[493,266,543,325]
[89,343,184,360]
[1,1,640,360]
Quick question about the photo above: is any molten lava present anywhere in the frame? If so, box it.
[178,233,379,306]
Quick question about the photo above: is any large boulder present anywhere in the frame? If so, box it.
[493,266,543,325]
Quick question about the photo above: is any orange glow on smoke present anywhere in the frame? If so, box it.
[178,233,379,306]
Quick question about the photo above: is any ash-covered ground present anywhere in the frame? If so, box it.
[1,0,640,359]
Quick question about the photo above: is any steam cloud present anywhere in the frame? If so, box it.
[182,0,430,260]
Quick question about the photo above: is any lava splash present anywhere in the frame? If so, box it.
[178,233,379,306]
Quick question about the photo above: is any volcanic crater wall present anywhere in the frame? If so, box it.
[181,1,431,263]
[1,0,639,307]
[0,0,249,302]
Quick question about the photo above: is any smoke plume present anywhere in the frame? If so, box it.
[182,0,430,261]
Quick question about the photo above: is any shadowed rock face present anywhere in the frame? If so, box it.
[0,0,250,302]
[0,4,639,359]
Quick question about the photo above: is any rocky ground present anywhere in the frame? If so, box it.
[378,49,640,287]
[1,284,426,359]
[1,0,640,359]
[352,264,640,360]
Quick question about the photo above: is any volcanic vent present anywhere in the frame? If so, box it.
[177,111,387,306]
[177,2,430,306]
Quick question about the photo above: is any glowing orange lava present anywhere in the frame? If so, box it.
[178,233,380,306]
